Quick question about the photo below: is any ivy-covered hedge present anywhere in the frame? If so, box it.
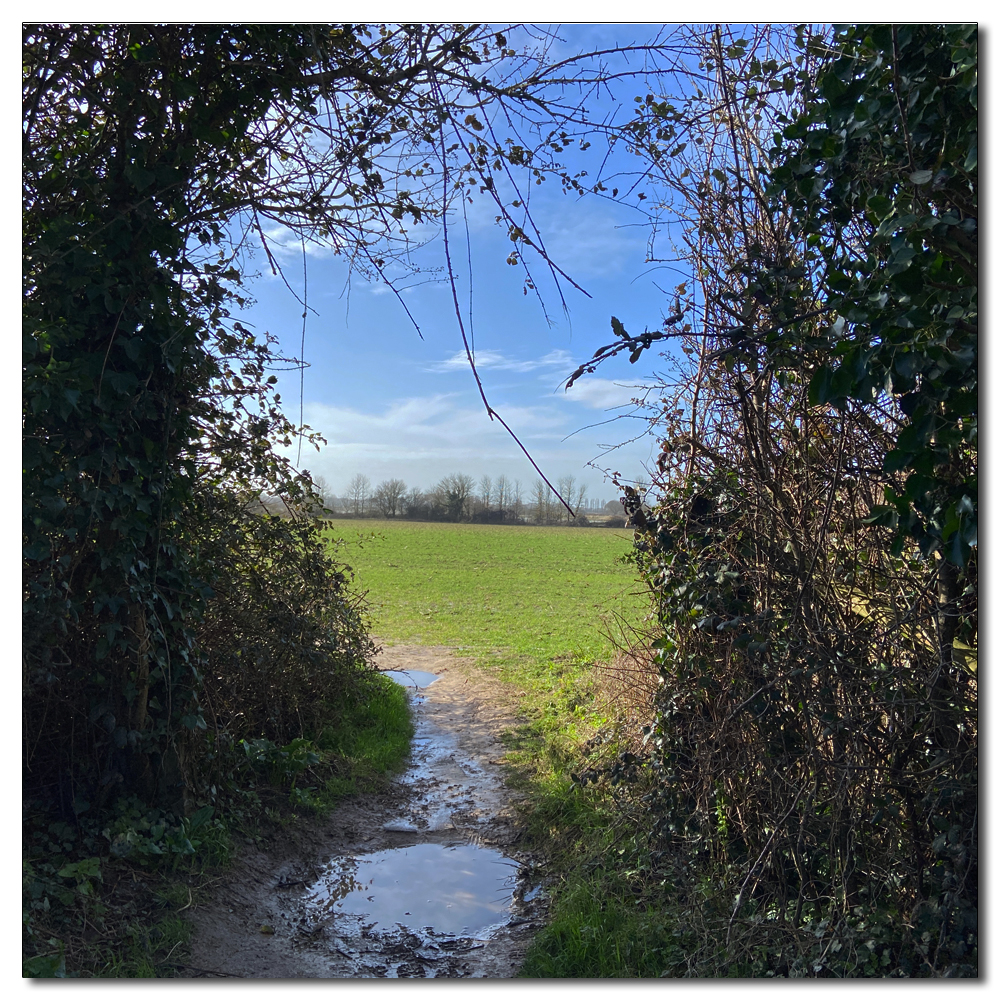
[608,23,976,976]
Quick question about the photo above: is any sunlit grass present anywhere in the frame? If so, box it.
[328,518,645,671]
[315,672,414,802]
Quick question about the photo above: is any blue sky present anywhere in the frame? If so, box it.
[232,25,692,504]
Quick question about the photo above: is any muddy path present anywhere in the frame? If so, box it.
[185,644,547,978]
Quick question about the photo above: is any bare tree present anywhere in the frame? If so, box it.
[531,478,554,525]
[372,478,407,518]
[494,474,511,521]
[556,475,578,524]
[478,474,494,519]
[511,478,524,523]
[434,473,476,521]
[306,473,333,516]
[347,473,371,516]
[404,486,426,519]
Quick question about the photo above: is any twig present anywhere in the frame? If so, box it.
[727,783,806,945]
[437,112,573,517]
[296,235,308,466]
[162,962,245,977]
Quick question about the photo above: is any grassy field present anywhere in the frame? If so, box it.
[328,518,646,677]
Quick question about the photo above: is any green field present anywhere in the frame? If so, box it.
[327,519,645,673]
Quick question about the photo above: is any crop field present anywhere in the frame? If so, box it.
[327,519,646,678]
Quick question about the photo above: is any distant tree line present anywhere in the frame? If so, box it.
[301,472,623,526]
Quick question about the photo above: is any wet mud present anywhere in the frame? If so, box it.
[185,645,546,978]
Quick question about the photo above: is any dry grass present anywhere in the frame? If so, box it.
[593,645,660,751]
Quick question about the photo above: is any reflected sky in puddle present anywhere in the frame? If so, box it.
[306,843,516,937]
[382,669,440,689]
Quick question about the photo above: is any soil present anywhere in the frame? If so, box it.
[183,644,547,979]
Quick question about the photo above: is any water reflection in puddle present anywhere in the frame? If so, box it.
[306,843,516,937]
[382,669,440,690]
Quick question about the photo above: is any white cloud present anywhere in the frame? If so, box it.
[254,222,343,264]
[426,348,573,374]
[283,392,648,498]
[562,377,661,410]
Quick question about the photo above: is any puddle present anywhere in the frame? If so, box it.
[381,669,439,689]
[377,684,493,834]
[188,647,547,978]
[305,843,516,938]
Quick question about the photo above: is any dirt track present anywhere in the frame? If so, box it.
[184,644,547,979]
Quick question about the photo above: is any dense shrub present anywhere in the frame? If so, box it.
[582,24,977,976]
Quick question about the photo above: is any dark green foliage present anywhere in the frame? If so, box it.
[193,490,376,749]
[630,470,976,976]
[20,24,407,974]
[23,24,336,812]
[768,24,977,566]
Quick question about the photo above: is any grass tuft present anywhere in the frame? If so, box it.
[314,672,414,802]
[520,879,688,979]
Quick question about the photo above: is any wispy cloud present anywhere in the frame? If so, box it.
[534,204,645,280]
[426,348,573,374]
[561,377,660,410]
[254,223,342,265]
[285,392,640,496]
